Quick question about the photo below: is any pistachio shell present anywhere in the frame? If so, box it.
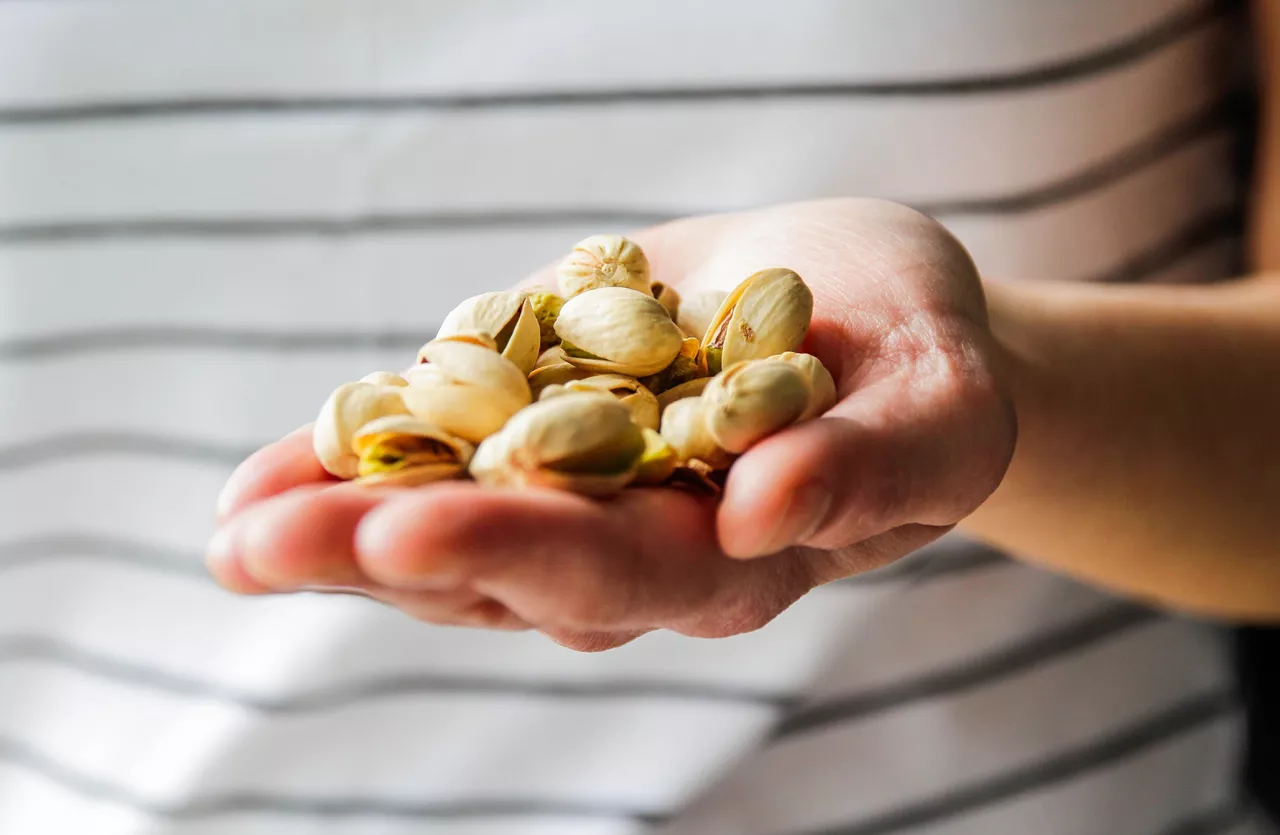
[428,331,498,352]
[351,415,473,486]
[437,291,540,375]
[557,234,651,298]
[470,393,646,496]
[677,289,728,340]
[533,345,567,369]
[313,382,410,479]
[360,371,408,387]
[402,340,531,442]
[527,362,596,399]
[634,428,678,485]
[658,396,732,469]
[538,373,659,431]
[554,287,684,377]
[700,268,813,374]
[639,336,705,395]
[776,351,837,421]
[656,377,712,413]
[651,281,681,321]
[527,291,564,352]
[702,359,811,453]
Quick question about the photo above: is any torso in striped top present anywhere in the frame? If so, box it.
[0,1,1265,834]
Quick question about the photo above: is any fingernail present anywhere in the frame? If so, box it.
[748,481,832,558]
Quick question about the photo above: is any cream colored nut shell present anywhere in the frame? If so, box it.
[470,393,645,496]
[651,282,681,321]
[658,396,731,468]
[775,351,837,421]
[656,377,711,413]
[437,291,540,375]
[538,373,660,431]
[313,381,410,479]
[554,287,684,377]
[703,359,811,453]
[557,234,651,298]
[527,362,596,399]
[402,340,531,443]
[360,371,408,387]
[701,268,813,370]
[677,289,728,340]
[352,414,475,465]
[534,345,567,370]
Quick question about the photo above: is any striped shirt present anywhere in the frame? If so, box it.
[0,1,1269,833]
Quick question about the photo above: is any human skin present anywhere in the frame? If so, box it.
[206,1,1280,647]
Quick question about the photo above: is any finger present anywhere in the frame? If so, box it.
[216,424,335,522]
[207,482,383,591]
[354,483,810,637]
[367,587,533,631]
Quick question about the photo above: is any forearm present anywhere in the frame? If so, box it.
[960,276,1280,620]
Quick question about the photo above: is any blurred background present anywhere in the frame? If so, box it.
[1,1,1274,834]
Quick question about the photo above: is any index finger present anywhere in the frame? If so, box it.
[215,423,336,522]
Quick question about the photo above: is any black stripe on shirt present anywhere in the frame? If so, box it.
[0,98,1238,246]
[0,0,1232,126]
[771,604,1160,740]
[0,732,665,822]
[0,634,792,710]
[0,534,205,578]
[780,690,1236,835]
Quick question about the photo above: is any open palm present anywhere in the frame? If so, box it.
[207,198,1016,651]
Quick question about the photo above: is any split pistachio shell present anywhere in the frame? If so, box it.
[634,428,678,485]
[527,362,596,398]
[656,376,711,413]
[640,336,705,395]
[360,371,408,387]
[703,359,811,453]
[527,291,564,352]
[437,291,540,375]
[534,345,567,369]
[677,289,729,340]
[557,234,651,298]
[402,339,532,443]
[651,281,681,321]
[776,351,837,421]
[538,373,659,431]
[314,382,411,479]
[700,268,813,374]
[555,287,684,377]
[351,415,474,486]
[470,393,646,496]
[658,396,732,469]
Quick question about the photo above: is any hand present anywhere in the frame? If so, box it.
[206,199,1016,651]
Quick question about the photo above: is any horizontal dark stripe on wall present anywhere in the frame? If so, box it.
[782,690,1236,835]
[0,534,206,578]
[0,0,1230,127]
[0,431,255,471]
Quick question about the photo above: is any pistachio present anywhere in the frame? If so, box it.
[352,415,474,487]
[555,287,684,377]
[677,289,728,340]
[402,339,531,443]
[470,393,647,496]
[650,281,681,321]
[437,291,540,375]
[656,376,712,413]
[639,336,705,395]
[314,382,411,479]
[539,373,659,431]
[360,371,408,387]
[557,234,651,298]
[527,291,564,353]
[533,345,567,370]
[527,362,596,399]
[633,428,678,485]
[776,351,837,421]
[658,396,732,469]
[702,359,811,453]
[699,268,813,374]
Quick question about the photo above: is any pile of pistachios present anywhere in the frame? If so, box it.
[312,234,835,496]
